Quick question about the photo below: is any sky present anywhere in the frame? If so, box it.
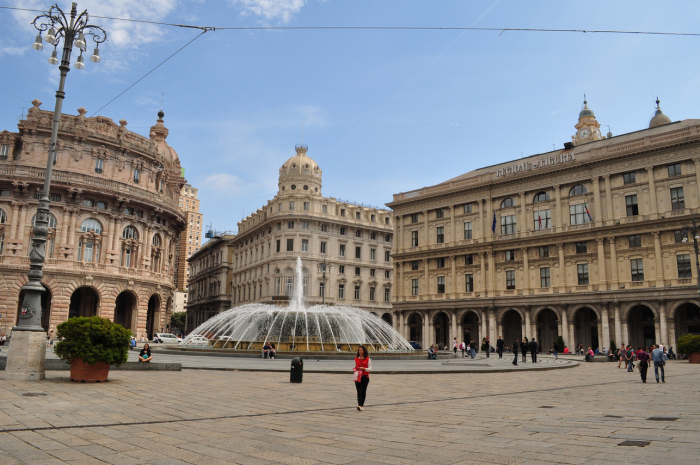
[1,1,700,237]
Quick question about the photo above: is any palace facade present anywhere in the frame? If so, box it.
[388,99,700,353]
[0,100,186,340]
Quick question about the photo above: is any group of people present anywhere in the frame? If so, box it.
[505,337,540,365]
[615,342,668,383]
[262,342,277,359]
[453,338,483,359]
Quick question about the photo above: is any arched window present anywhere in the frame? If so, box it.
[533,192,550,203]
[78,218,103,263]
[123,226,138,240]
[80,218,102,234]
[500,198,515,208]
[151,233,163,273]
[31,213,58,258]
[152,234,162,247]
[0,209,6,255]
[569,184,587,196]
[121,226,139,268]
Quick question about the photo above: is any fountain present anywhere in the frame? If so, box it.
[180,257,414,353]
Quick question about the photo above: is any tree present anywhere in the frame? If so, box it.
[555,336,565,352]
[171,312,186,333]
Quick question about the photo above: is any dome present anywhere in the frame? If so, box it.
[579,99,595,118]
[149,111,181,168]
[649,98,671,128]
[278,144,322,196]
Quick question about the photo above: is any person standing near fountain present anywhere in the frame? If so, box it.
[353,345,372,411]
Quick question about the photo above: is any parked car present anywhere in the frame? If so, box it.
[183,335,209,346]
[409,341,422,350]
[153,333,182,344]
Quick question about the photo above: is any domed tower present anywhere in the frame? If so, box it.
[649,98,671,128]
[573,97,603,145]
[277,144,322,196]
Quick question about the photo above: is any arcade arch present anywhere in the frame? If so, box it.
[461,311,479,345]
[114,291,137,332]
[433,312,449,348]
[501,309,522,343]
[68,287,99,319]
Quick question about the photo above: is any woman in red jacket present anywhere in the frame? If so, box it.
[353,345,372,411]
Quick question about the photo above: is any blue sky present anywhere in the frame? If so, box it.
[2,1,699,236]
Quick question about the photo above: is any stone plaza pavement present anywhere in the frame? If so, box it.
[0,360,698,465]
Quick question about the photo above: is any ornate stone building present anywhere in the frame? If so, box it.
[0,100,186,340]
[388,99,700,353]
[186,144,394,330]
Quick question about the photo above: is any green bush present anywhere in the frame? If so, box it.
[54,316,131,366]
[609,340,617,353]
[677,334,700,355]
[555,336,565,352]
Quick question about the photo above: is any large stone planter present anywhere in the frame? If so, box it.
[688,353,700,364]
[70,358,110,382]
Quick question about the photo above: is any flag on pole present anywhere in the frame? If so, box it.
[492,211,497,233]
[584,201,593,222]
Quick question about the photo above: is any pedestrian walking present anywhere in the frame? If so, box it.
[529,338,538,363]
[618,343,626,368]
[497,336,504,359]
[637,347,651,383]
[453,337,458,356]
[484,337,491,358]
[625,345,635,372]
[353,345,371,411]
[469,340,477,359]
[459,341,466,358]
[512,339,519,366]
[520,338,528,363]
[651,344,666,383]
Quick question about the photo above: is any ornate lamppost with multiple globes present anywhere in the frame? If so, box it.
[5,2,105,381]
[317,260,332,305]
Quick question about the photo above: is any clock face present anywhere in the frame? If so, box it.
[578,128,591,140]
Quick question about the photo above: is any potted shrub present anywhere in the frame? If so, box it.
[54,316,131,382]
[677,334,700,363]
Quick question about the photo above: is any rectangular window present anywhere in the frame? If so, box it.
[539,246,549,258]
[355,267,361,276]
[0,145,9,160]
[631,258,644,282]
[354,286,361,300]
[82,199,94,207]
[371,214,376,222]
[339,244,346,257]
[277,222,282,230]
[355,246,361,259]
[285,277,294,296]
[340,209,346,217]
[436,209,444,219]
[95,158,103,174]
[338,284,345,299]
[623,172,636,184]
[671,187,685,210]
[464,222,472,240]
[370,232,377,240]
[320,241,327,254]
[436,226,444,243]
[355,211,361,220]
[133,169,140,183]
[668,163,681,177]
[506,270,515,289]
[625,194,639,216]
[276,240,281,253]
[677,254,692,279]
[301,239,308,252]
[437,276,445,294]
[533,209,552,230]
[505,250,515,261]
[384,288,390,302]
[465,254,473,265]
[465,274,474,292]
[321,224,328,232]
[385,251,390,262]
[370,269,376,277]
[288,221,294,229]
[286,239,294,251]
[628,234,642,248]
[303,201,309,211]
[370,249,376,260]
[540,267,550,288]
[340,227,346,236]
[97,201,107,209]
[289,201,295,210]
[411,260,419,270]
[577,264,589,285]
[385,234,391,242]
[369,287,376,301]
[569,204,590,225]
[675,230,686,244]
[302,221,309,230]
[319,282,325,298]
[384,270,390,279]
[339,265,345,274]
[501,215,516,235]
[463,203,472,214]
[322,205,328,214]
[576,241,588,254]
[411,214,418,223]
[412,278,419,295]
[0,189,10,197]
[436,257,445,268]
[411,230,419,247]
[355,229,362,238]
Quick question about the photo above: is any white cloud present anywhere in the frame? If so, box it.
[230,0,307,23]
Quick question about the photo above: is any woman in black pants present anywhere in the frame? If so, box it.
[353,345,372,411]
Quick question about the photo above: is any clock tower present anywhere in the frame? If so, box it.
[572,97,602,145]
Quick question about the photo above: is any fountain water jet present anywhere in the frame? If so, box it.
[181,257,414,353]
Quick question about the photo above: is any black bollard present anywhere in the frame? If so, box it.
[290,357,303,383]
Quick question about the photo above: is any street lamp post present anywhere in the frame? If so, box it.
[317,260,331,305]
[5,3,105,381]
[681,218,700,295]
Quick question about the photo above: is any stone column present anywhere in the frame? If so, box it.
[695,158,700,206]
[398,216,404,253]
[603,175,613,225]
[609,236,619,289]
[480,252,487,295]
[68,210,78,245]
[112,217,121,253]
[519,191,527,236]
[647,166,658,219]
[601,304,611,351]
[60,207,70,244]
[397,262,403,301]
[524,307,531,340]
[18,202,28,243]
[422,312,429,349]
[427,313,434,347]
[654,318,661,344]
[480,199,486,240]
[451,255,457,297]
[558,243,566,292]
[451,311,457,345]
[596,238,607,289]
[9,201,18,240]
[659,300,668,347]
[399,311,405,339]
[569,319,576,348]
[143,225,152,269]
[521,247,529,294]
[423,210,429,247]
[621,318,629,346]
[653,232,664,287]
[450,205,456,245]
[554,185,562,231]
[423,258,429,297]
[561,306,569,347]
[488,251,496,296]
[489,308,496,340]
[486,198,493,240]
[614,303,622,347]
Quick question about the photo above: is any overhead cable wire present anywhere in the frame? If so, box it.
[1,6,699,36]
